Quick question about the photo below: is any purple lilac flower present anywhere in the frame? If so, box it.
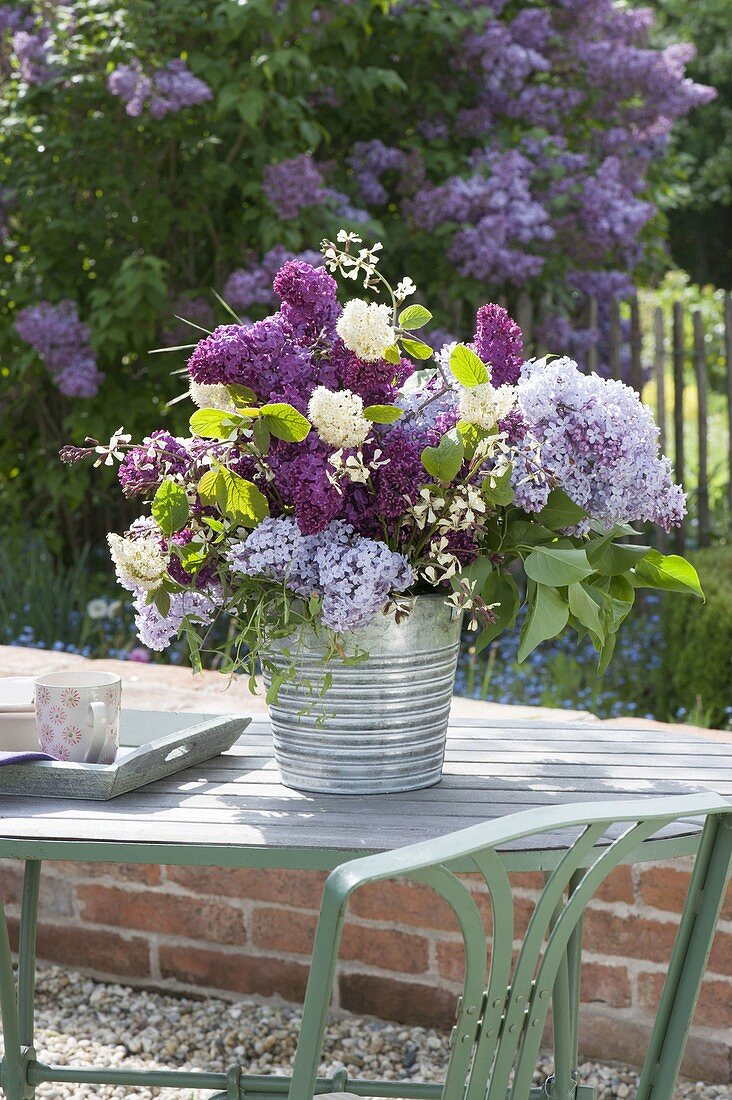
[133,586,220,652]
[273,260,340,342]
[187,317,314,397]
[332,339,413,406]
[228,517,412,632]
[263,155,327,220]
[166,528,219,588]
[517,357,686,532]
[473,303,525,387]
[289,451,344,534]
[499,409,551,513]
[373,427,426,519]
[118,431,191,497]
[347,140,407,206]
[108,58,211,118]
[15,300,102,397]
[11,28,52,84]
[224,247,322,314]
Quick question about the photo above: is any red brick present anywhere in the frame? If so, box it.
[52,861,161,885]
[166,866,326,909]
[77,885,245,945]
[709,930,732,977]
[583,908,678,962]
[339,972,458,1028]
[0,862,25,905]
[509,871,545,891]
[341,923,429,974]
[592,865,635,904]
[159,945,309,1000]
[580,962,631,1008]
[23,920,151,978]
[252,907,316,955]
[639,861,732,921]
[436,939,467,983]
[349,878,459,932]
[639,970,732,1030]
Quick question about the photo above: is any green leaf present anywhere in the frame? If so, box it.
[518,583,569,662]
[587,540,652,576]
[454,555,493,593]
[153,587,171,618]
[401,337,433,360]
[632,550,704,599]
[597,630,617,675]
[151,479,189,537]
[536,488,587,531]
[455,419,486,460]
[197,468,270,526]
[421,428,465,482]
[363,404,404,424]
[475,573,520,651]
[568,582,606,645]
[482,465,514,507]
[177,543,209,575]
[450,344,489,386]
[253,417,271,454]
[523,546,593,587]
[226,384,258,407]
[190,408,242,439]
[398,304,432,330]
[503,520,555,548]
[260,403,311,443]
[383,343,401,365]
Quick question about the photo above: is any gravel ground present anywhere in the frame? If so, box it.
[0,965,728,1099]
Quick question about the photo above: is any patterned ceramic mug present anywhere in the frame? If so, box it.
[34,671,121,764]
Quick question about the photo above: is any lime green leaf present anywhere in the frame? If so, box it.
[475,573,520,651]
[197,468,269,526]
[190,408,243,439]
[536,488,587,530]
[455,419,486,460]
[226,383,258,407]
[597,630,617,675]
[518,583,569,662]
[421,428,465,482]
[253,417,271,453]
[383,343,401,365]
[398,304,432,330]
[401,337,433,360]
[587,540,652,576]
[482,465,514,507]
[260,402,311,443]
[363,404,404,424]
[632,550,704,599]
[151,478,189,537]
[177,543,209,575]
[523,546,593,587]
[450,344,489,386]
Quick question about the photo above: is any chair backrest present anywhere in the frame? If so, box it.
[287,793,732,1100]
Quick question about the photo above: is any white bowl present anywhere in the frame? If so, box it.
[0,676,36,714]
[0,712,40,752]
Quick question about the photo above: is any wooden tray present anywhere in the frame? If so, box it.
[0,710,250,800]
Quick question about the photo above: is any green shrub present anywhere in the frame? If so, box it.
[657,546,732,728]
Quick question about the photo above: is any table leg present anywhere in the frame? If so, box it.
[0,860,41,1099]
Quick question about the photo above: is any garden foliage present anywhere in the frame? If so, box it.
[0,0,714,544]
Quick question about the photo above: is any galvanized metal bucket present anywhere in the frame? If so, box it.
[263,595,463,795]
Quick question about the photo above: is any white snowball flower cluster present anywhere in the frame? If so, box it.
[308,386,371,450]
[335,299,395,362]
[458,381,517,431]
[107,534,167,593]
[189,381,236,412]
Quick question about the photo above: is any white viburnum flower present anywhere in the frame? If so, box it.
[458,382,517,431]
[107,534,167,594]
[308,386,371,450]
[93,427,132,467]
[189,381,236,412]
[335,299,395,362]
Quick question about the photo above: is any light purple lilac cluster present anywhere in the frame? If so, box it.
[224,246,322,315]
[516,357,686,532]
[108,58,211,118]
[228,517,413,632]
[15,300,102,397]
[133,586,220,651]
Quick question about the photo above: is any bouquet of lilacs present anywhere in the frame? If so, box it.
[62,232,701,689]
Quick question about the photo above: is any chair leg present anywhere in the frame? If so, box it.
[17,862,41,1053]
[0,897,29,1099]
[637,815,732,1100]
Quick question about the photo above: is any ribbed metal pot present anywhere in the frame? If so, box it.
[263,595,463,795]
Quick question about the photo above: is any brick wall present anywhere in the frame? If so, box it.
[1,857,730,1082]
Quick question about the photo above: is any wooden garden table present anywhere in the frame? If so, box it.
[1,711,731,1099]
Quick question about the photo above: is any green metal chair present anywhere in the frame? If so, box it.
[1,793,730,1100]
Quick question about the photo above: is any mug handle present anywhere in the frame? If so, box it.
[85,701,108,763]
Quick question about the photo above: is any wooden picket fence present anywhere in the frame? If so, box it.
[511,289,732,552]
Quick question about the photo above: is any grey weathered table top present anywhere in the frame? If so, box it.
[0,711,730,871]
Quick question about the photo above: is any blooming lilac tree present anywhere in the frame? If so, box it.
[0,0,712,543]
